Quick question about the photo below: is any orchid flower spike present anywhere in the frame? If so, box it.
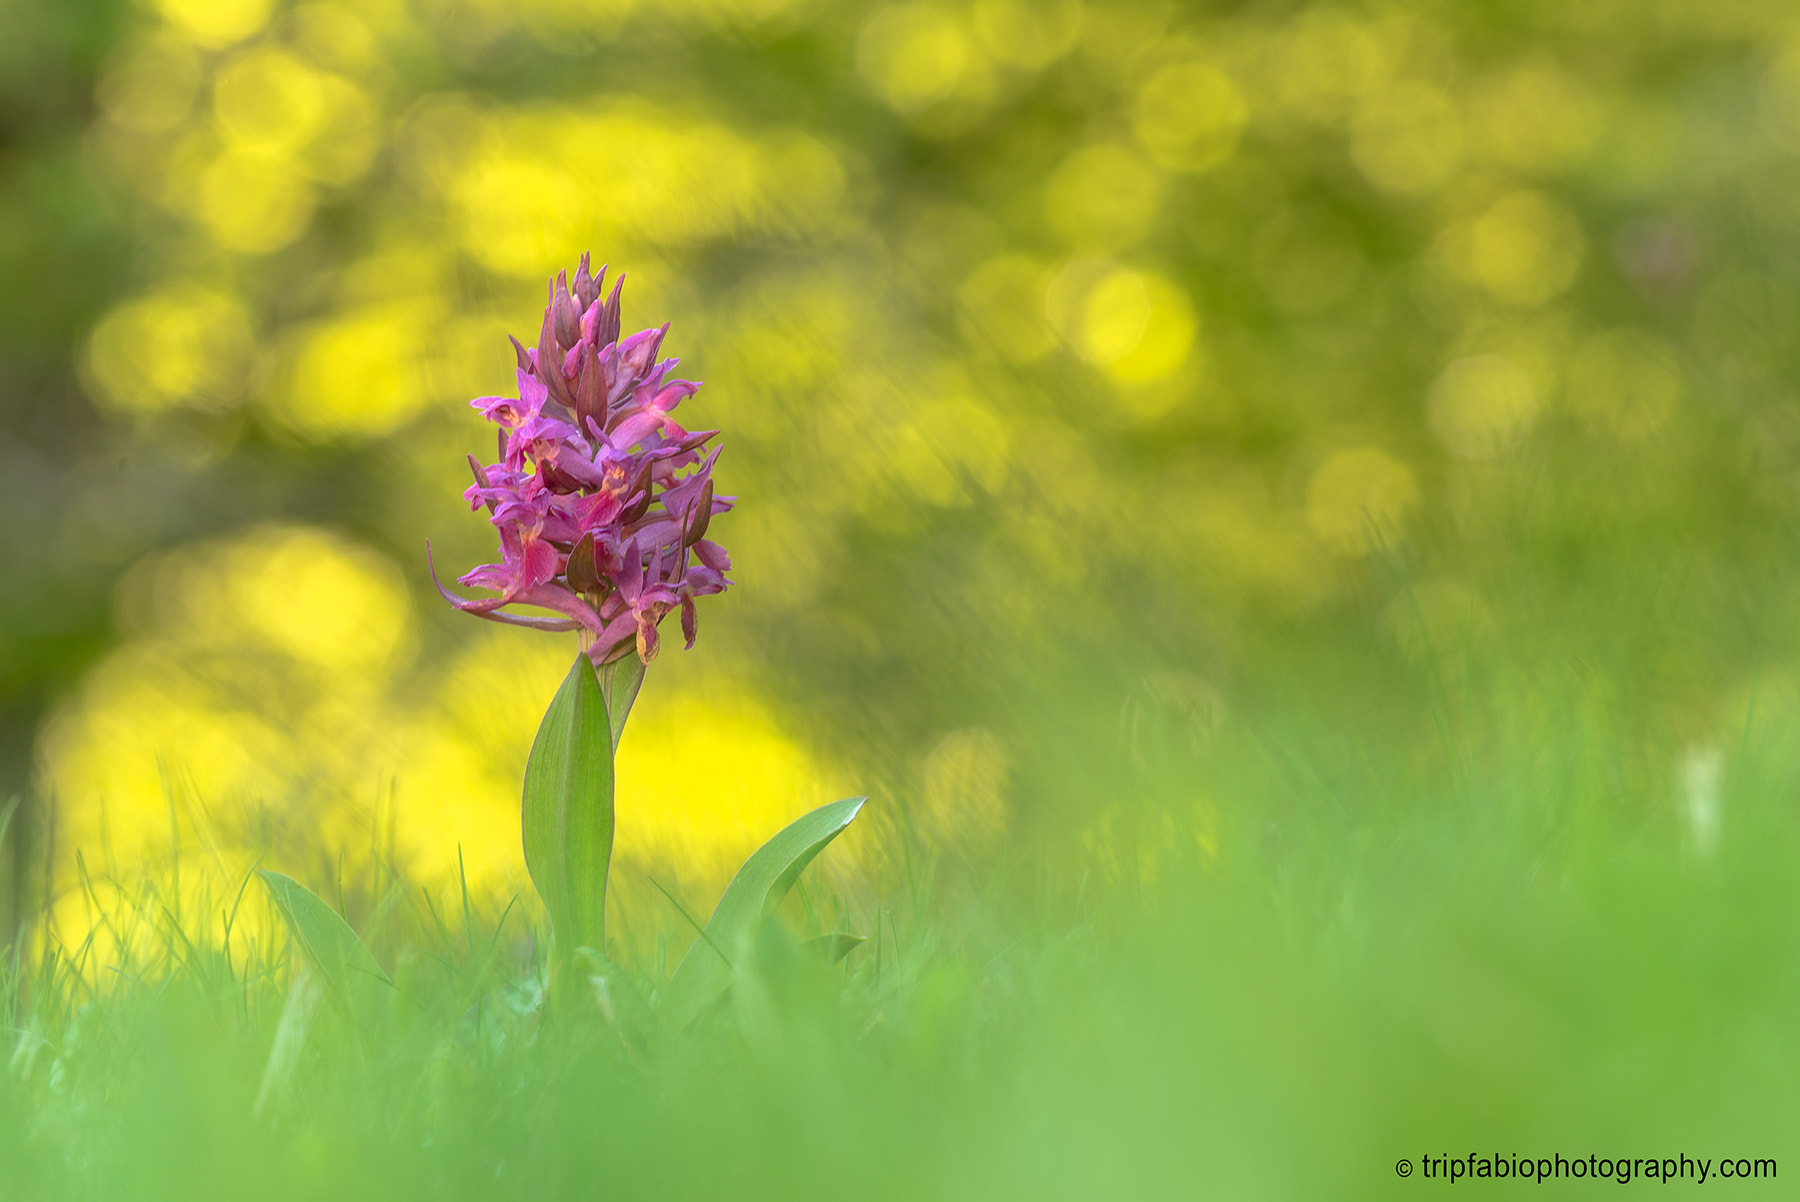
[434,255,733,665]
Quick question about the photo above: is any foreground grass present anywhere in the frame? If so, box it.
[6,666,1800,1200]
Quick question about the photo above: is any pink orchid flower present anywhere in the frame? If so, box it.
[435,256,732,663]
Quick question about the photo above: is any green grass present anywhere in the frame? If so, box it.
[6,646,1800,1200]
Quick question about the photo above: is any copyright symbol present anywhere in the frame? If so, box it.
[1397,1159,1414,1177]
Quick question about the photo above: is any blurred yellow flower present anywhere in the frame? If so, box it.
[85,284,254,415]
[214,48,328,156]
[1305,447,1421,556]
[1069,267,1197,388]
[1427,355,1541,460]
[154,0,275,47]
[1044,144,1164,252]
[1134,60,1248,173]
[1272,8,1396,121]
[1351,82,1463,194]
[213,47,382,186]
[1468,65,1602,175]
[194,149,318,253]
[229,531,414,673]
[270,303,441,439]
[858,3,977,113]
[971,0,1083,70]
[614,683,855,888]
[1435,190,1586,308]
[39,527,415,893]
[448,103,842,275]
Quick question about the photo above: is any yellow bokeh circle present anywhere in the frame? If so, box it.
[1072,267,1198,386]
[1427,355,1541,459]
[85,284,254,416]
[1451,191,1586,308]
[1044,144,1165,252]
[1134,61,1248,173]
[857,3,971,113]
[1305,446,1421,556]
[1351,82,1463,195]
[154,0,274,47]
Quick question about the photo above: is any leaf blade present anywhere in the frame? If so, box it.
[598,653,647,754]
[257,869,390,1016]
[522,652,615,952]
[661,795,866,1028]
[804,932,867,964]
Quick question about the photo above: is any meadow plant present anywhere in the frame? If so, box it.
[264,257,864,1035]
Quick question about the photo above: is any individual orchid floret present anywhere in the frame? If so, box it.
[435,255,733,664]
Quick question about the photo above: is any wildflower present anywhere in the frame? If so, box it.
[434,256,733,664]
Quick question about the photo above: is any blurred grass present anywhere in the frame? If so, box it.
[7,636,1800,1198]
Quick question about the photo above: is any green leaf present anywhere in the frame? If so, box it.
[598,653,646,754]
[804,932,867,964]
[523,651,614,953]
[257,869,391,1016]
[661,795,867,1028]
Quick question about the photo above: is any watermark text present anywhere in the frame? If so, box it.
[1394,1153,1776,1184]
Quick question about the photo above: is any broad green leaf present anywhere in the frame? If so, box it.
[258,870,391,1016]
[598,653,646,754]
[661,795,866,1028]
[523,651,614,952]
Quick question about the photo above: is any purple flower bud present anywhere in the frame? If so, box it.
[588,275,624,351]
[572,253,598,310]
[435,257,733,665]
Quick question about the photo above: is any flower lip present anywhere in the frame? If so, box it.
[435,255,732,664]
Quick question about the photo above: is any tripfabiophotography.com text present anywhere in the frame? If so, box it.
[1396,1154,1777,1184]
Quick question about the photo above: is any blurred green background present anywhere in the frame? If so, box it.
[14,1,1800,1195]
[6,0,1800,955]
